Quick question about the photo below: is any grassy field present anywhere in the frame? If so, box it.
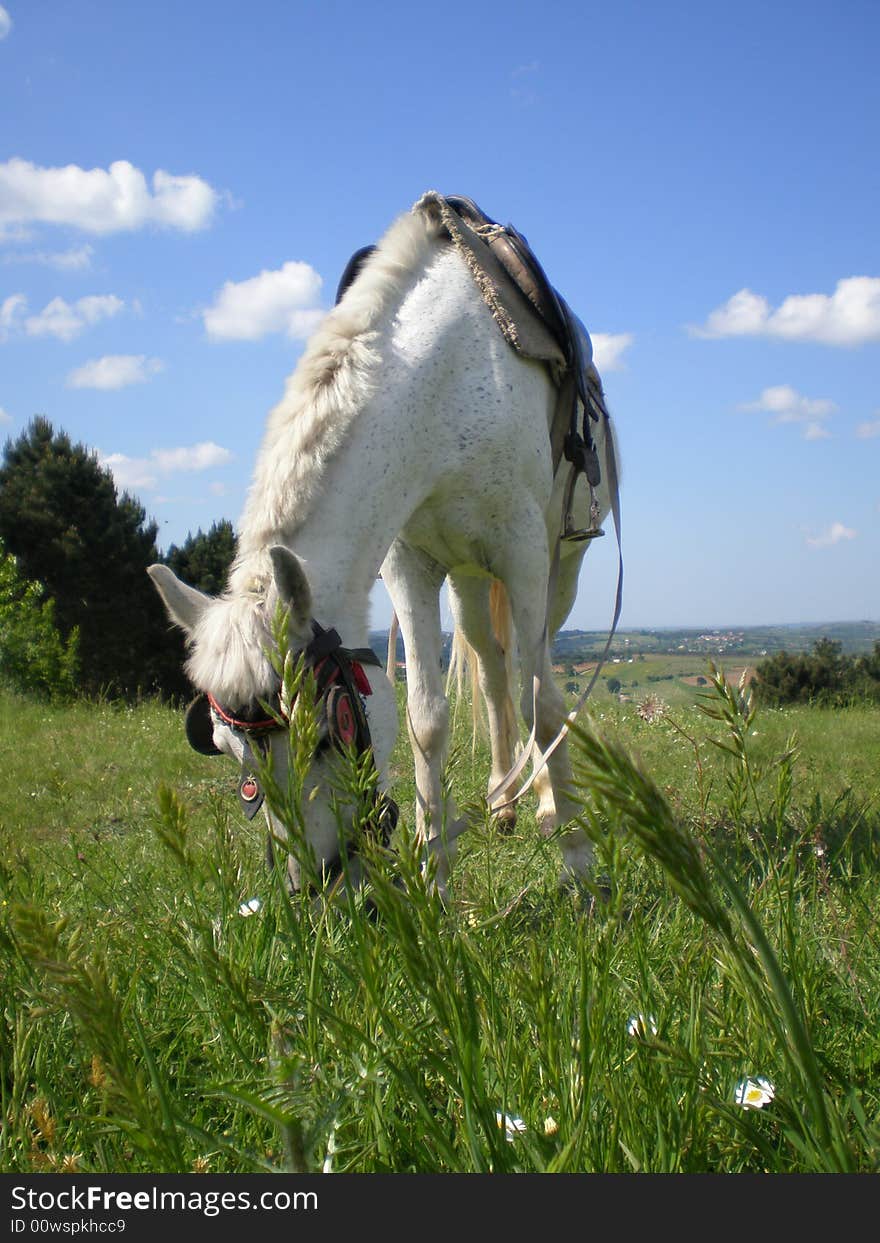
[555,652,757,709]
[1,664,879,1174]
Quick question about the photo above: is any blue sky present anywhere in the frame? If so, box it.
[1,0,877,631]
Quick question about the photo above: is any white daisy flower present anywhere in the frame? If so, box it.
[734,1076,775,1109]
[495,1111,527,1140]
[626,1013,658,1039]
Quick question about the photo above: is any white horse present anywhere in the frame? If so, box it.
[148,195,618,899]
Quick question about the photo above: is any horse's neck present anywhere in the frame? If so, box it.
[234,246,479,648]
[273,355,448,639]
[280,509,394,647]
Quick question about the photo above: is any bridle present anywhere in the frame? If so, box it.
[184,619,399,867]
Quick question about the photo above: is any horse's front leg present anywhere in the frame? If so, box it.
[381,539,459,897]
[531,543,590,835]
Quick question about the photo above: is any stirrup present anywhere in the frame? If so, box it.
[562,475,605,543]
[563,524,605,543]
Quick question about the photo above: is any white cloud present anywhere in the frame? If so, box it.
[99,452,160,492]
[855,418,880,440]
[591,332,633,372]
[0,223,31,244]
[0,405,12,424]
[0,158,218,235]
[806,521,857,549]
[739,384,837,438]
[67,354,164,390]
[24,294,124,342]
[692,277,880,346]
[151,442,232,472]
[2,243,94,270]
[694,289,768,339]
[99,441,233,494]
[203,260,324,341]
[740,384,836,420]
[0,292,26,340]
[510,60,541,105]
[0,6,11,40]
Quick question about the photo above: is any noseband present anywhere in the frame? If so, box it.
[184,619,398,864]
[203,619,380,755]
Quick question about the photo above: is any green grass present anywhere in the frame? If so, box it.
[1,665,879,1174]
[556,652,757,709]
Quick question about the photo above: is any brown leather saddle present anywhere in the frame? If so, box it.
[443,195,569,352]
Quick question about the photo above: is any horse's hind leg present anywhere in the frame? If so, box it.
[447,573,520,832]
[380,538,459,896]
[494,517,594,886]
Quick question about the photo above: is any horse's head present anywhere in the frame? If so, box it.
[148,546,398,892]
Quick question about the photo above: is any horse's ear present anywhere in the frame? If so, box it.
[147,564,211,635]
[269,545,312,631]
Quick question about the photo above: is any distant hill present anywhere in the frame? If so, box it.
[551,620,880,660]
[371,620,880,669]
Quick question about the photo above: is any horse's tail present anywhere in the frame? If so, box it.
[447,580,518,752]
[446,623,479,740]
[386,610,400,679]
[489,580,519,760]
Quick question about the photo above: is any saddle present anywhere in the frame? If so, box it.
[442,194,569,356]
[336,193,610,533]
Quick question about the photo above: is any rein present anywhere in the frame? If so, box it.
[206,694,277,735]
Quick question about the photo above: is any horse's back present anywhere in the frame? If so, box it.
[391,245,557,479]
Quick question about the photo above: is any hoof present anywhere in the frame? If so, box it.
[557,870,612,914]
[491,806,517,836]
[538,815,557,840]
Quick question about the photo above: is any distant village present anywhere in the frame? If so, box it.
[674,631,766,655]
[375,620,880,677]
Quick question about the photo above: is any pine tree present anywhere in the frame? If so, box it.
[162,519,237,594]
[0,417,188,699]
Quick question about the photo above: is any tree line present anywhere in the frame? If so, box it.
[0,418,237,701]
[753,637,880,707]
[3,418,878,710]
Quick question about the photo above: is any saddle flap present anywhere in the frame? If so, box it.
[485,225,568,352]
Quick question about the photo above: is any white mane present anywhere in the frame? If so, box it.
[232,205,444,581]
[185,204,444,702]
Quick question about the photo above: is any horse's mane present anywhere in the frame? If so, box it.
[184,203,444,701]
[230,204,444,586]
